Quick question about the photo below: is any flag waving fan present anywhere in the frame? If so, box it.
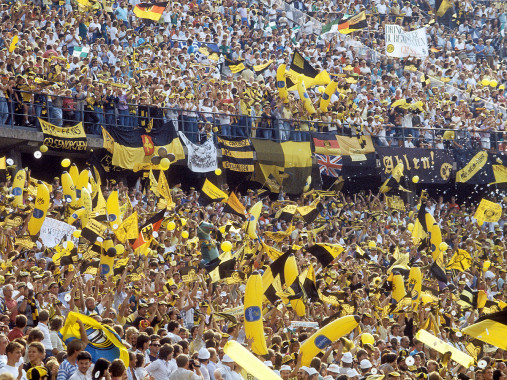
[462,309,507,350]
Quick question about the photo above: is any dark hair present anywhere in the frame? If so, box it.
[135,353,144,368]
[28,342,45,355]
[38,310,49,322]
[67,339,84,357]
[6,341,23,354]
[110,359,126,378]
[159,344,173,361]
[77,351,92,362]
[50,317,63,331]
[27,328,44,344]
[92,358,111,380]
[175,354,189,368]
[167,321,179,333]
[15,314,27,328]
[136,333,150,350]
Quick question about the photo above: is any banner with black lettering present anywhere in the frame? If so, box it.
[39,118,88,152]
[376,147,453,184]
[454,150,507,184]
[217,137,254,172]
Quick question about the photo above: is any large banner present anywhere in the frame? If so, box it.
[179,132,218,173]
[40,218,78,248]
[385,25,428,58]
[377,147,453,183]
[217,137,254,172]
[39,119,87,151]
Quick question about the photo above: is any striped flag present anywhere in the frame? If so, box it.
[133,2,167,21]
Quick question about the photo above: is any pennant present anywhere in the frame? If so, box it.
[60,312,129,364]
[297,198,321,224]
[157,171,174,208]
[133,2,167,21]
[198,179,228,206]
[223,192,247,219]
[306,243,343,267]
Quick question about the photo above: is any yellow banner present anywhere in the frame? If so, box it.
[491,164,507,184]
[446,249,472,272]
[456,151,488,183]
[39,118,87,151]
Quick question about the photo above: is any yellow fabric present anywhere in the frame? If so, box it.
[111,140,184,170]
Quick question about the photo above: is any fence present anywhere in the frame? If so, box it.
[1,91,506,152]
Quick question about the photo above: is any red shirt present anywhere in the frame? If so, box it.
[8,327,23,341]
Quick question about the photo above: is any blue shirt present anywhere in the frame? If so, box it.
[57,359,77,380]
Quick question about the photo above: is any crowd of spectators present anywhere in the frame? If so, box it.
[0,0,504,149]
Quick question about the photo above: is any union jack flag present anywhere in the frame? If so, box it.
[315,154,342,177]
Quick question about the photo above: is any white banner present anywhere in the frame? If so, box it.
[179,132,218,173]
[385,25,428,58]
[290,321,319,329]
[40,218,78,248]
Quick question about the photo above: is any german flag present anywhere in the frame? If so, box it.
[198,179,228,206]
[312,134,341,156]
[133,2,167,21]
[462,310,507,350]
[223,192,247,219]
[132,210,165,250]
[337,11,367,34]
[306,243,344,267]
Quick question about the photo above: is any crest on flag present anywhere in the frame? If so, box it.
[315,154,342,177]
[141,135,155,156]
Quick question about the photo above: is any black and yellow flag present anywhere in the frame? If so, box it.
[157,171,174,208]
[380,163,410,194]
[113,258,129,275]
[253,60,273,74]
[81,218,108,243]
[462,310,507,350]
[261,242,284,261]
[223,192,247,219]
[337,11,367,34]
[306,243,344,267]
[114,211,139,243]
[217,137,254,172]
[198,179,228,206]
[435,0,452,16]
[275,204,298,222]
[251,139,312,194]
[262,252,298,303]
[458,285,487,309]
[286,50,330,90]
[297,197,321,224]
[209,252,237,283]
[474,199,502,226]
[446,249,472,272]
[300,265,319,302]
[225,59,246,73]
[0,156,6,183]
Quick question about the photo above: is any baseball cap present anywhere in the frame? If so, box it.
[222,355,234,363]
[328,364,340,373]
[360,359,373,370]
[198,347,210,360]
[342,352,353,363]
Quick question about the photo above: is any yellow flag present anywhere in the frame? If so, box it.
[102,127,115,154]
[446,249,472,272]
[149,170,159,196]
[115,211,139,243]
[157,171,174,208]
[8,36,18,53]
[261,242,284,261]
[474,199,502,225]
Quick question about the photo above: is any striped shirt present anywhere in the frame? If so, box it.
[57,359,77,380]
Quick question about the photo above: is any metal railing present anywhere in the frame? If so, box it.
[1,91,506,152]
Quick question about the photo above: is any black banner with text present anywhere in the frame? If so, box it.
[376,147,454,184]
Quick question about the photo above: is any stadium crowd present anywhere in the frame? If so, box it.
[0,175,505,380]
[0,0,505,148]
[0,0,505,379]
